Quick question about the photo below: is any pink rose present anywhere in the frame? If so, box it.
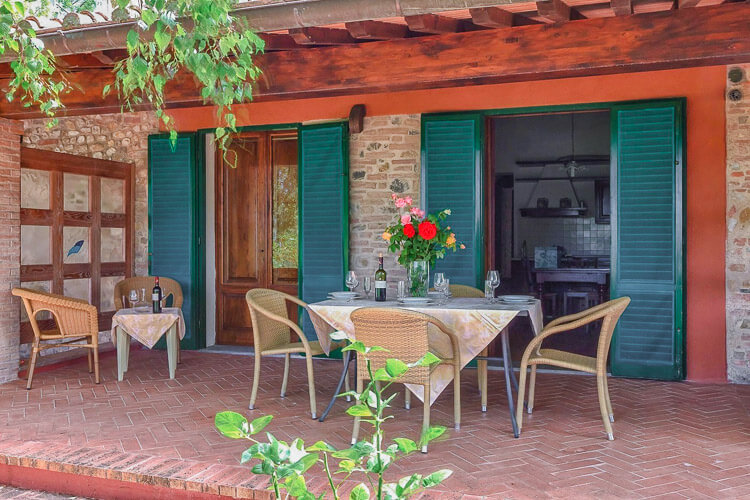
[395,198,407,208]
[410,207,424,218]
[400,213,411,225]
[391,193,398,201]
[404,196,413,206]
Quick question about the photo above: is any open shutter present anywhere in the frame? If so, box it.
[299,123,349,339]
[148,134,201,349]
[610,100,685,380]
[422,113,484,288]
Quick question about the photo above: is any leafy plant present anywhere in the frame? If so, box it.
[0,1,71,125]
[106,0,265,153]
[215,339,452,499]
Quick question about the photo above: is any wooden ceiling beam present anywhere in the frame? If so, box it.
[536,0,572,22]
[260,33,303,51]
[469,7,514,28]
[2,3,749,119]
[345,21,409,40]
[288,27,357,45]
[404,14,461,34]
[611,0,633,15]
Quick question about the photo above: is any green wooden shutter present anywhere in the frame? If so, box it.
[299,123,349,339]
[148,134,202,349]
[422,113,484,288]
[610,100,685,380]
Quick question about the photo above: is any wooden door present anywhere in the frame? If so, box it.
[216,131,299,346]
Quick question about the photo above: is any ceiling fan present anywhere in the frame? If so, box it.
[515,114,610,177]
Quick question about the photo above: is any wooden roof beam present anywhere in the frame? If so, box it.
[536,0,572,22]
[345,20,409,40]
[470,7,514,28]
[288,27,356,45]
[405,14,461,34]
[611,0,633,15]
[260,33,303,51]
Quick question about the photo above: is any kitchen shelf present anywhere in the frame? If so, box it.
[520,207,588,218]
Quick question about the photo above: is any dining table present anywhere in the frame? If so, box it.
[307,297,543,438]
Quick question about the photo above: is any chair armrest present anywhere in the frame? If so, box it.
[527,307,610,353]
[426,317,461,366]
[254,306,315,352]
[544,300,613,329]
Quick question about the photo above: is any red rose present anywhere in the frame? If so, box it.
[418,221,437,240]
[403,224,416,238]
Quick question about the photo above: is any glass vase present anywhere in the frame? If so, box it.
[408,260,430,297]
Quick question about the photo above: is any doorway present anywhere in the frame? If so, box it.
[488,110,612,360]
[215,131,299,345]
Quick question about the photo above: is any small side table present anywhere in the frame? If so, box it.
[111,307,185,381]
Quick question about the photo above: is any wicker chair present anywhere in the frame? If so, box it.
[516,296,631,440]
[114,276,183,363]
[12,288,100,389]
[246,288,334,420]
[350,308,461,453]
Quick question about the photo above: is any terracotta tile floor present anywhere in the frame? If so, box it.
[1,349,750,499]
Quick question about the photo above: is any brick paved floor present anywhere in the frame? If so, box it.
[0,349,749,498]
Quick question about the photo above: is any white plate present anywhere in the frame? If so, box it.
[498,295,535,303]
[329,291,359,299]
[398,297,434,305]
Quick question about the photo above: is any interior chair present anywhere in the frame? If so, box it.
[516,296,631,440]
[114,276,183,363]
[246,288,340,420]
[350,308,461,453]
[12,288,100,389]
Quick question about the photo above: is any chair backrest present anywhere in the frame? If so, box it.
[448,284,484,298]
[114,276,183,310]
[350,308,434,385]
[594,297,631,365]
[245,288,294,352]
[12,288,98,339]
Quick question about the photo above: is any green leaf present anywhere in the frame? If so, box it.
[385,359,409,378]
[349,483,370,500]
[126,29,139,51]
[249,415,273,435]
[393,438,417,454]
[346,404,373,417]
[329,330,349,341]
[420,425,447,444]
[141,9,158,26]
[342,341,367,354]
[413,351,441,367]
[422,469,453,488]
[154,28,171,52]
[214,411,249,439]
[307,441,336,452]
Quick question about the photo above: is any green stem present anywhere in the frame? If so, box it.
[272,472,281,499]
[366,359,385,500]
[323,452,339,500]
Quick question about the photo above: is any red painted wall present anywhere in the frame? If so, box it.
[171,66,728,383]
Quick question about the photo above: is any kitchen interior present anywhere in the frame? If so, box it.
[491,110,611,359]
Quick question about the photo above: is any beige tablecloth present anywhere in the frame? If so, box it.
[111,307,186,349]
[308,298,543,405]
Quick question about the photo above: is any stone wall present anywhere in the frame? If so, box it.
[0,118,23,383]
[23,111,158,277]
[726,64,750,383]
[349,114,421,287]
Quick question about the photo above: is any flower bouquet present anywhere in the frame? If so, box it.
[382,194,464,296]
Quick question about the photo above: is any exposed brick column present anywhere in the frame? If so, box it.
[0,118,23,384]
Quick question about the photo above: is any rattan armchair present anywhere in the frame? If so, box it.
[246,288,332,419]
[13,288,100,389]
[516,296,631,440]
[350,308,461,453]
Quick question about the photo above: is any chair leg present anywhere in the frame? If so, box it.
[515,361,528,434]
[177,341,181,364]
[280,354,290,398]
[603,374,614,422]
[305,354,317,420]
[405,387,411,410]
[351,376,363,445]
[597,374,614,440]
[527,365,538,414]
[93,343,100,384]
[479,347,488,412]
[453,363,461,430]
[26,341,40,390]
[249,354,261,410]
[87,345,93,373]
[421,384,431,453]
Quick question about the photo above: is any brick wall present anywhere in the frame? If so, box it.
[23,112,158,277]
[0,118,23,383]
[349,115,421,287]
[726,64,750,382]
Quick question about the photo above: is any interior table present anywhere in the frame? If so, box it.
[111,307,185,380]
[308,297,542,437]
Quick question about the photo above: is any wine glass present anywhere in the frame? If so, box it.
[434,273,446,304]
[128,289,139,309]
[397,280,407,300]
[363,276,372,300]
[140,288,146,305]
[345,271,359,301]
[487,270,500,303]
[442,278,451,304]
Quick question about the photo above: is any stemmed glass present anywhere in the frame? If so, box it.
[487,270,500,303]
[363,276,372,300]
[128,289,139,309]
[345,271,359,302]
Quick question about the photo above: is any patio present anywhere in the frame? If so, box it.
[0,349,748,499]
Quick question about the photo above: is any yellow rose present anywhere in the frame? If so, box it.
[382,231,392,241]
[446,235,456,246]
[460,244,466,249]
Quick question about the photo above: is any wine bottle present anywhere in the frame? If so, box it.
[152,276,163,313]
[375,254,387,302]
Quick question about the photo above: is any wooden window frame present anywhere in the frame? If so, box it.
[19,147,135,342]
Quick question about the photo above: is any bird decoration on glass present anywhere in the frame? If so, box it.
[66,240,85,258]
